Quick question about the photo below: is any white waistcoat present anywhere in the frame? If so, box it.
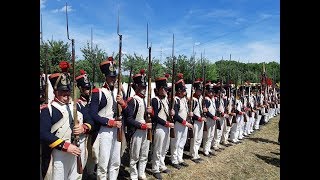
[98,87,116,119]
[133,95,146,124]
[175,96,188,120]
[50,101,83,142]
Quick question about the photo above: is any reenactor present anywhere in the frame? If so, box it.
[123,69,153,180]
[202,81,219,157]
[89,57,127,180]
[151,76,175,179]
[189,78,207,163]
[40,61,85,179]
[170,76,193,169]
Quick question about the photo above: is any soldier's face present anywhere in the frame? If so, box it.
[56,90,71,103]
[106,76,116,89]
[159,87,167,96]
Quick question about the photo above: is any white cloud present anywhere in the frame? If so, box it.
[52,5,74,13]
[40,0,46,9]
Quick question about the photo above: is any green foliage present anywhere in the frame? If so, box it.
[40,40,280,86]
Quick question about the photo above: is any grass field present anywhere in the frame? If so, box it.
[116,115,280,180]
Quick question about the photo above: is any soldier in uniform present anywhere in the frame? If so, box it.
[202,81,219,157]
[170,77,193,169]
[221,84,235,147]
[75,69,96,179]
[89,57,127,180]
[123,69,153,180]
[212,84,226,151]
[229,88,245,144]
[189,78,207,163]
[40,61,87,180]
[151,76,174,180]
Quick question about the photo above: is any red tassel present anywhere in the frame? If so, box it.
[140,69,145,75]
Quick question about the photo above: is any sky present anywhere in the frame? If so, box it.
[40,0,280,64]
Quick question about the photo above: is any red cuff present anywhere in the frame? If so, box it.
[165,121,170,127]
[151,108,155,117]
[182,120,187,126]
[107,119,115,127]
[62,142,71,152]
[221,112,225,116]
[213,116,219,120]
[198,116,202,122]
[141,123,147,130]
[121,102,127,109]
[239,112,243,115]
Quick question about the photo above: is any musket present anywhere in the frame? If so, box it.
[126,65,133,100]
[168,33,176,138]
[40,14,48,104]
[116,11,123,142]
[91,27,96,90]
[201,52,208,131]
[187,63,195,139]
[146,23,153,142]
[65,3,83,174]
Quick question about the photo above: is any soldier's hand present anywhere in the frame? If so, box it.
[146,123,152,129]
[67,143,81,156]
[224,114,229,118]
[202,117,207,122]
[114,120,122,128]
[73,124,84,135]
[168,123,175,128]
[116,95,126,106]
[231,112,236,116]
[186,122,193,129]
[147,106,153,114]
[170,109,175,116]
[188,112,194,117]
[203,107,208,113]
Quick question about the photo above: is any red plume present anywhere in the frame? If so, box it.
[267,78,272,85]
[80,69,86,75]
[199,78,203,82]
[177,73,183,79]
[140,69,145,75]
[165,73,170,78]
[59,61,70,72]
[108,56,113,61]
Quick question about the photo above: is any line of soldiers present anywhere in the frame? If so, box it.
[40,57,280,180]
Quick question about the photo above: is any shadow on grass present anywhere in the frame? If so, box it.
[270,151,280,156]
[255,154,280,167]
[247,137,279,145]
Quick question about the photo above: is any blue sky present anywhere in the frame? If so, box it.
[40,0,280,64]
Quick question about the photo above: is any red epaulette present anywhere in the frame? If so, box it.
[40,104,48,110]
[77,99,82,103]
[92,88,100,93]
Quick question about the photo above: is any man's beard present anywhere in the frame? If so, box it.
[140,89,146,96]
[108,82,115,91]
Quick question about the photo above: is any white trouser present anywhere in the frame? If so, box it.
[190,120,204,160]
[277,104,280,114]
[51,149,78,180]
[221,117,232,143]
[254,115,262,130]
[213,117,225,148]
[202,119,216,155]
[239,115,246,138]
[170,122,188,164]
[152,124,170,173]
[229,115,243,142]
[249,113,255,132]
[97,126,121,180]
[129,129,150,180]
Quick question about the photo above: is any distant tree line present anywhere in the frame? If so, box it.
[40,40,280,85]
